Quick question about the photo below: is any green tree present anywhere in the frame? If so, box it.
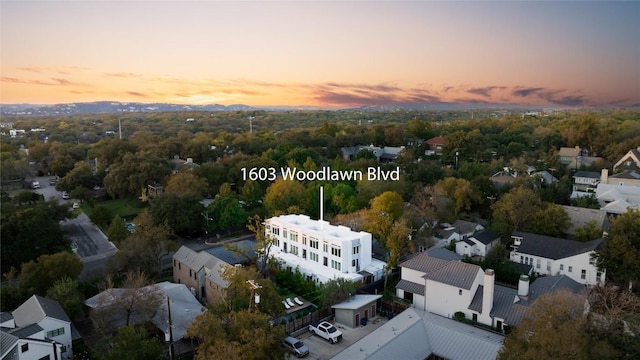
[320,278,359,309]
[19,252,83,296]
[149,193,205,235]
[106,215,129,244]
[103,151,172,199]
[207,193,248,232]
[1,201,73,273]
[370,191,405,220]
[96,325,165,360]
[574,220,604,242]
[263,178,306,216]
[164,171,209,199]
[527,204,571,237]
[491,186,544,237]
[89,204,111,228]
[498,290,590,360]
[56,161,97,192]
[594,209,640,292]
[46,277,84,320]
[185,309,286,360]
[111,210,176,275]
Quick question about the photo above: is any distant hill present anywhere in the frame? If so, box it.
[0,100,560,116]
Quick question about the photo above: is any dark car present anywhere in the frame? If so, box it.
[283,336,309,358]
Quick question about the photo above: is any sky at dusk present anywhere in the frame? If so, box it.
[1,1,639,108]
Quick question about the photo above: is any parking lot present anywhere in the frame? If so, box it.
[288,316,389,360]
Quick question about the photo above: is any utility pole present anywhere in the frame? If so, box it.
[167,296,174,360]
[247,279,262,310]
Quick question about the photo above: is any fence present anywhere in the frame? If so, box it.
[282,308,333,335]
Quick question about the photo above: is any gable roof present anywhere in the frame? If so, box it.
[573,171,600,179]
[512,231,603,260]
[400,251,450,274]
[559,146,582,158]
[613,148,640,172]
[333,307,503,360]
[12,295,70,327]
[561,205,608,235]
[425,136,445,145]
[471,229,500,245]
[173,246,212,272]
[0,330,19,358]
[204,256,231,288]
[5,323,43,339]
[468,275,585,326]
[0,312,13,323]
[424,261,482,290]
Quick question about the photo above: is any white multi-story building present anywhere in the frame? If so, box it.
[510,231,605,286]
[265,214,386,284]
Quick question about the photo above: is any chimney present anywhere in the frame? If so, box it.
[601,168,609,184]
[482,269,495,315]
[518,275,530,297]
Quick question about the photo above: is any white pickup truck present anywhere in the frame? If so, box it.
[308,321,343,344]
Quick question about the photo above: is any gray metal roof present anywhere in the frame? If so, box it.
[471,229,500,245]
[424,261,482,290]
[399,252,450,274]
[396,280,425,296]
[173,245,210,272]
[332,307,503,360]
[0,329,19,358]
[573,171,600,179]
[561,205,609,235]
[205,239,256,265]
[7,323,43,338]
[12,295,70,327]
[425,247,462,261]
[512,231,602,260]
[204,256,231,288]
[0,312,13,323]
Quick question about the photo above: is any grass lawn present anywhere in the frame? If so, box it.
[93,197,147,220]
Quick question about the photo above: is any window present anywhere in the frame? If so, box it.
[302,235,307,245]
[560,264,564,271]
[547,261,551,272]
[331,247,341,257]
[271,226,280,236]
[46,328,65,337]
[310,252,318,262]
[596,272,602,282]
[290,245,298,256]
[283,229,288,239]
[323,243,328,253]
[173,259,176,267]
[536,259,541,269]
[459,289,462,295]
[353,246,359,254]
[331,260,341,271]
[568,266,573,273]
[310,239,319,249]
[179,263,181,270]
[302,249,306,259]
[323,257,328,266]
[520,255,523,263]
[38,355,50,360]
[290,232,298,242]
[472,313,478,322]
[21,343,29,353]
[581,269,586,280]
[404,291,413,302]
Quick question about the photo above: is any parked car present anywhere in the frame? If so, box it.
[62,191,69,199]
[31,181,40,189]
[308,321,343,344]
[72,202,80,209]
[49,178,57,185]
[282,336,309,358]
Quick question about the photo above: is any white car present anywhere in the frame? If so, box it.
[62,191,70,199]
[72,202,80,209]
[31,181,40,189]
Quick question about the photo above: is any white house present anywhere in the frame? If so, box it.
[396,251,586,332]
[455,229,500,258]
[572,170,600,195]
[265,214,386,284]
[433,220,484,247]
[509,231,605,286]
[9,295,75,359]
[612,147,640,172]
[0,323,65,360]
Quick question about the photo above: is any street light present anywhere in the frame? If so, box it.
[201,212,213,240]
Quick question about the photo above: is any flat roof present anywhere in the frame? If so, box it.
[332,295,382,310]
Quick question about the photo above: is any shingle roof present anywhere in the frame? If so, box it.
[471,229,500,245]
[561,205,608,235]
[12,295,70,327]
[512,231,602,260]
[528,275,585,302]
[573,171,600,179]
[424,261,482,290]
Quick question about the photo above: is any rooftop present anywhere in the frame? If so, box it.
[512,231,603,260]
[332,295,382,310]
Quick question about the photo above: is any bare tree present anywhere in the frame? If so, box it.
[247,215,277,278]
